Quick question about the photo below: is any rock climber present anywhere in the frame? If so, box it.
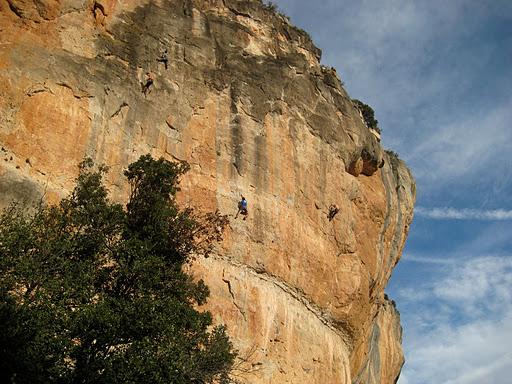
[141,72,154,97]
[157,48,169,70]
[327,204,339,221]
[236,195,248,220]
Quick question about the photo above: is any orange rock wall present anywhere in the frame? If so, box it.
[0,1,415,383]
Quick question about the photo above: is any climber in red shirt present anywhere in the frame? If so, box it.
[142,72,154,97]
[327,204,339,221]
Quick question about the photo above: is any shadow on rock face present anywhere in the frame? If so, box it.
[0,170,44,210]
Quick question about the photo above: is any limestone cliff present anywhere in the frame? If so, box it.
[0,1,415,383]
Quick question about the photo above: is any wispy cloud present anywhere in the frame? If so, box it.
[445,351,512,384]
[396,255,512,384]
[415,206,512,220]
[403,315,512,384]
[432,256,512,316]
[457,223,512,255]
[406,98,512,189]
[402,253,456,264]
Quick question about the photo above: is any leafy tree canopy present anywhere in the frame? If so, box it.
[0,154,234,384]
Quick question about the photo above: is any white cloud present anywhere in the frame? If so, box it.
[434,256,512,316]
[397,287,430,302]
[415,206,512,220]
[406,98,512,186]
[446,350,512,384]
[402,253,457,264]
[402,315,512,384]
[397,256,512,384]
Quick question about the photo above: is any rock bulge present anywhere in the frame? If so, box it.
[0,1,415,382]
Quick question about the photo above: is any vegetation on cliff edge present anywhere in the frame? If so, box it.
[0,155,235,384]
[352,99,381,133]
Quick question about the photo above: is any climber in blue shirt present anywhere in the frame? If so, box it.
[236,195,248,220]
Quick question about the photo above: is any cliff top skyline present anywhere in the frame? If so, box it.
[273,0,512,383]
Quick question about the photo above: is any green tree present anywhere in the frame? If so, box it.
[0,155,234,384]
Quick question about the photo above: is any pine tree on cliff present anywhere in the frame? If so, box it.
[0,155,235,384]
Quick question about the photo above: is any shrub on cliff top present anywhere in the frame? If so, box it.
[352,99,381,133]
[262,1,312,39]
[262,1,278,12]
[0,155,235,384]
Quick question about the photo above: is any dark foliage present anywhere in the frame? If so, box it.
[0,155,234,384]
[385,149,400,162]
[352,99,380,133]
[262,1,278,13]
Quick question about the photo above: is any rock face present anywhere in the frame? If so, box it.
[0,1,415,383]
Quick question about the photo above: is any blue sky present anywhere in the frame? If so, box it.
[272,1,512,382]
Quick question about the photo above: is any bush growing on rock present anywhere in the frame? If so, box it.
[0,155,235,384]
[385,149,400,162]
[352,99,380,133]
[262,1,278,12]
